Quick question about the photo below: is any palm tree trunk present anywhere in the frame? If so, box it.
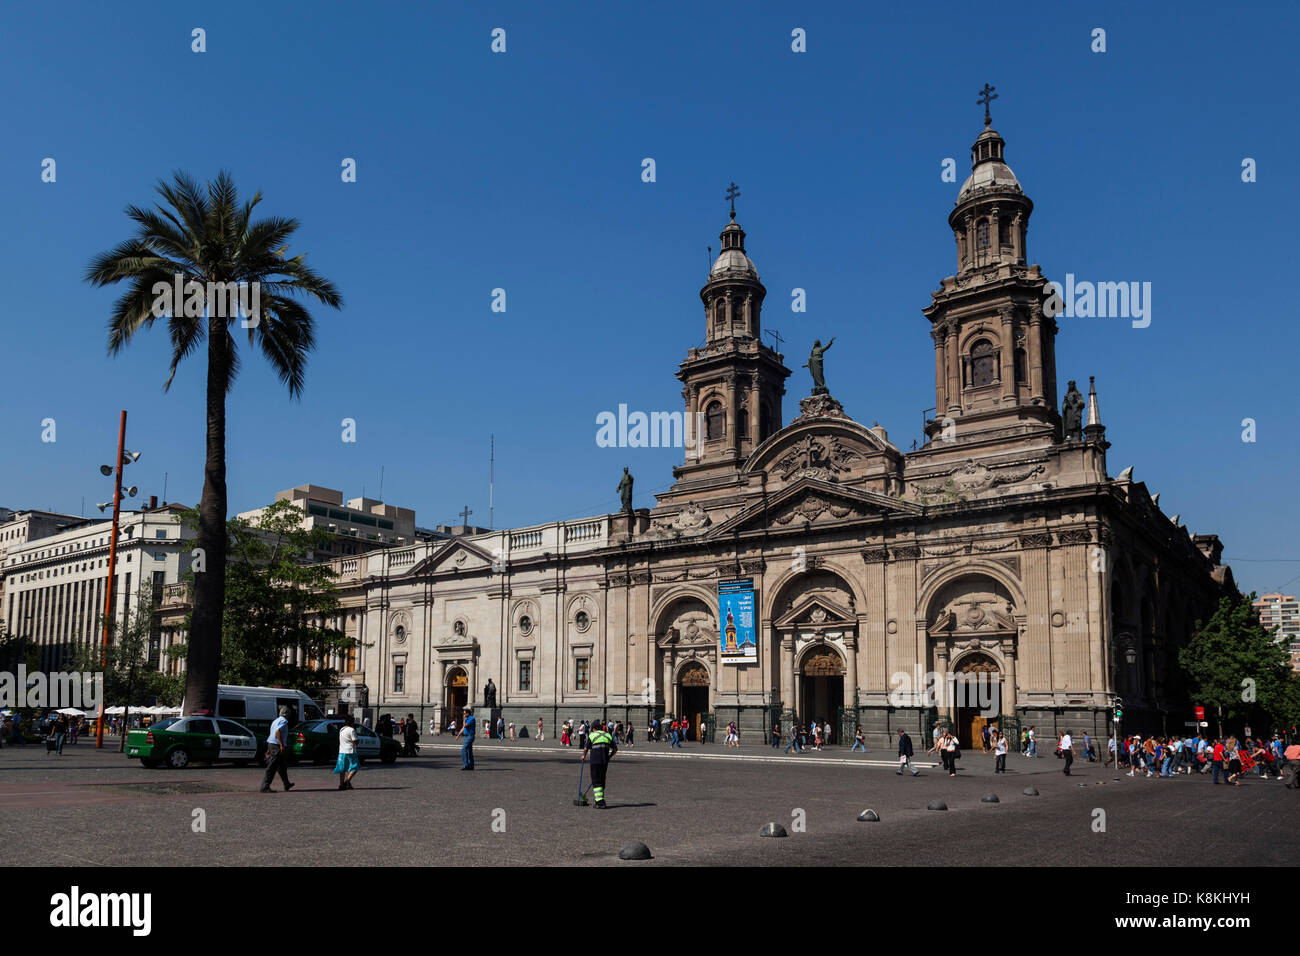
[184,317,229,714]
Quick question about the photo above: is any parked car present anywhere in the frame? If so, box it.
[126,716,261,769]
[289,719,399,764]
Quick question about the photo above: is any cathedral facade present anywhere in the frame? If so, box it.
[311,117,1235,746]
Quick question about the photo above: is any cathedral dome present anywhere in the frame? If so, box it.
[710,219,758,279]
[957,127,1022,202]
[710,246,759,280]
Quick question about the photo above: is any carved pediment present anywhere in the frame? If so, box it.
[910,459,1046,498]
[930,599,1016,634]
[775,594,855,630]
[710,478,920,538]
[744,418,901,490]
[409,539,497,577]
[645,500,713,540]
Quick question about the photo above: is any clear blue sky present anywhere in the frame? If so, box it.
[1,1,1295,596]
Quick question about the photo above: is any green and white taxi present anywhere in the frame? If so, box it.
[126,716,261,769]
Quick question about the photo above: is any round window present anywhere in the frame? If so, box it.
[575,611,590,632]
[519,615,533,635]
[394,625,407,644]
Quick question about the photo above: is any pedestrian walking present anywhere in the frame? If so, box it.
[458,707,477,770]
[994,730,1008,773]
[784,723,802,754]
[582,719,618,809]
[496,716,505,741]
[334,713,360,790]
[429,716,436,736]
[851,725,866,753]
[536,718,544,742]
[260,706,296,793]
[509,721,516,742]
[52,714,68,756]
[1060,729,1075,775]
[1026,726,1038,757]
[897,729,920,775]
[403,713,420,756]
[771,723,781,748]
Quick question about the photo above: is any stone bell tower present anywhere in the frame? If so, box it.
[674,184,791,477]
[921,87,1059,448]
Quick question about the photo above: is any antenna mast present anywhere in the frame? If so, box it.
[489,435,495,530]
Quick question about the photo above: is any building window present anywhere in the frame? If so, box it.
[705,401,724,440]
[714,301,726,328]
[969,339,996,387]
[519,615,533,635]
[394,625,407,645]
[394,663,405,694]
[976,220,990,249]
[575,657,590,692]
[519,659,531,692]
[737,406,749,439]
[1014,348,1027,384]
[575,610,590,632]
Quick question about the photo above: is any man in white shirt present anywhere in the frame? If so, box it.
[1059,730,1075,776]
[260,706,295,793]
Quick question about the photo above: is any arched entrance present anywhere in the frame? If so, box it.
[446,667,468,731]
[798,646,845,742]
[953,653,1000,749]
[677,662,710,741]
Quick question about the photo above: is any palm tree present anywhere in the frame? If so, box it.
[86,171,342,715]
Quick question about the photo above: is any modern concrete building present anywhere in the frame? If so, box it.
[2,500,194,670]
[236,485,416,560]
[0,508,85,634]
[1252,593,1300,672]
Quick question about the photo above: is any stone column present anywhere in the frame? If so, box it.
[999,307,1016,403]
[662,651,673,716]
[1012,212,1023,262]
[935,644,952,726]
[945,323,961,414]
[1001,641,1018,711]
[932,327,947,413]
[964,215,975,268]
[1027,315,1044,405]
[843,633,858,707]
[989,206,1000,264]
[955,228,965,272]
[724,374,738,456]
[781,634,795,713]
[748,375,760,446]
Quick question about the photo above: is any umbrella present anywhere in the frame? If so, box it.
[105,705,126,715]
[57,708,87,717]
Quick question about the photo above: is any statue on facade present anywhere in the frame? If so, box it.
[484,678,497,709]
[617,467,634,513]
[803,337,835,394]
[1062,380,1084,440]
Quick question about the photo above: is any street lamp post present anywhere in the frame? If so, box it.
[94,411,140,749]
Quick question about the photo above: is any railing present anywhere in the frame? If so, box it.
[511,530,543,550]
[390,549,416,569]
[565,520,603,543]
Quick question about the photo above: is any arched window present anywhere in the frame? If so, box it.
[998,219,1011,246]
[976,221,990,249]
[1014,348,1027,384]
[714,301,726,328]
[969,339,996,387]
[760,403,772,441]
[737,406,749,439]
[705,401,724,440]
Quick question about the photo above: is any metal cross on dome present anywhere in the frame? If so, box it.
[726,182,740,219]
[978,83,998,127]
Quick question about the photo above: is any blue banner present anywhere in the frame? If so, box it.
[718,578,757,664]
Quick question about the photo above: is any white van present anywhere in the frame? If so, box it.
[184,684,325,745]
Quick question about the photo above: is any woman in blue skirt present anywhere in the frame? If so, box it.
[334,713,360,790]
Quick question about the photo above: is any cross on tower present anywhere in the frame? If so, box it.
[725,181,740,219]
[459,505,473,526]
[977,83,998,127]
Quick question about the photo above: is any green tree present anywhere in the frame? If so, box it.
[85,172,342,716]
[1180,593,1300,737]
[173,500,357,700]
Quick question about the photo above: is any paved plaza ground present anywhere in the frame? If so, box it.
[2,736,1295,866]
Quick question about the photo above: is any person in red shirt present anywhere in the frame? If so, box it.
[1211,739,1226,784]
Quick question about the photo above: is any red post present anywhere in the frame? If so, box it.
[95,410,127,749]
